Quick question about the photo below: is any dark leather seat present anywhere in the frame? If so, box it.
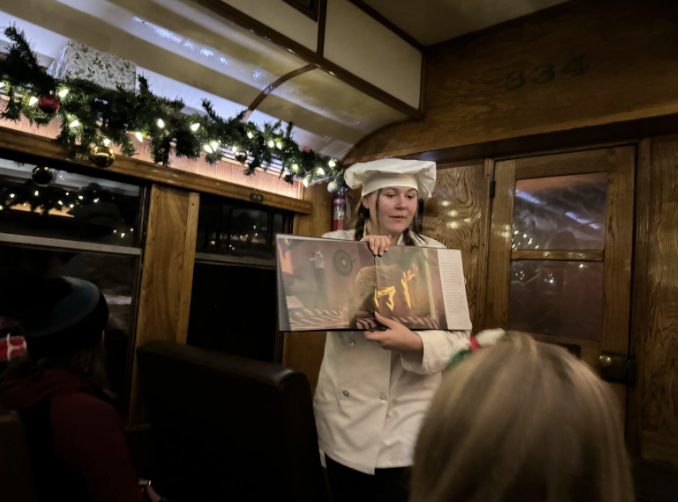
[136,341,325,502]
[0,403,38,502]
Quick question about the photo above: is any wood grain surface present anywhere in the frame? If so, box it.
[600,147,635,355]
[423,161,492,333]
[128,185,200,424]
[485,159,515,329]
[630,135,678,465]
[346,0,678,161]
[511,249,604,262]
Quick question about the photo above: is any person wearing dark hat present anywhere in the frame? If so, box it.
[0,276,163,502]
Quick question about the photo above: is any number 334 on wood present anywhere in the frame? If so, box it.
[505,56,587,90]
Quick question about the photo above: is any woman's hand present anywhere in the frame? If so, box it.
[360,235,391,256]
[364,313,424,352]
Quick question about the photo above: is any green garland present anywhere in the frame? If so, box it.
[0,26,346,188]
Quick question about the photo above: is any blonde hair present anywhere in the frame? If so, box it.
[410,333,633,502]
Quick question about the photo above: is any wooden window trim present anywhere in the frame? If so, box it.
[514,148,619,180]
[0,232,142,256]
[0,126,312,214]
[510,249,604,262]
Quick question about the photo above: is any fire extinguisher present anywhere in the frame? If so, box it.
[332,192,346,231]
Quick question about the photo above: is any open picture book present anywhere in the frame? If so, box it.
[276,234,472,332]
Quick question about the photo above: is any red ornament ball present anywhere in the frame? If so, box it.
[37,94,61,114]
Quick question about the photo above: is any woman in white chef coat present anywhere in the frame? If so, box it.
[315,158,471,502]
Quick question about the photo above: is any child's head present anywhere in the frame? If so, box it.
[411,333,633,502]
[1,275,111,393]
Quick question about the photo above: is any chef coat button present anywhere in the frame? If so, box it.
[343,390,350,397]
[380,394,387,401]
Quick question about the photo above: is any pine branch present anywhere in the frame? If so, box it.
[0,25,347,190]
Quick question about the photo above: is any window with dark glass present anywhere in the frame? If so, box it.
[0,155,146,414]
[195,193,289,262]
[0,158,143,247]
[189,193,292,363]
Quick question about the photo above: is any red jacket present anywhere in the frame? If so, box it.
[0,368,146,502]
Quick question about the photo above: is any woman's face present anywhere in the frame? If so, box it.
[363,186,418,237]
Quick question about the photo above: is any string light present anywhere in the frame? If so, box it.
[58,200,63,205]
[9,193,15,198]
[1,29,344,188]
[93,198,100,203]
[34,190,39,196]
[302,178,310,187]
[0,205,3,210]
[78,195,84,200]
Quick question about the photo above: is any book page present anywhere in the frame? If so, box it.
[436,249,473,331]
[276,234,376,331]
[374,247,446,331]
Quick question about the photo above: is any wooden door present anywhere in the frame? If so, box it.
[486,146,635,418]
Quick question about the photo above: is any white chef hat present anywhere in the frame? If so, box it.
[344,158,436,199]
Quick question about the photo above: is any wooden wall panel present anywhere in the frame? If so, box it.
[630,135,678,465]
[282,182,333,392]
[422,161,492,333]
[128,185,200,424]
[347,0,678,162]
[485,159,516,329]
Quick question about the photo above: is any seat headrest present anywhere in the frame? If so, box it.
[137,341,298,388]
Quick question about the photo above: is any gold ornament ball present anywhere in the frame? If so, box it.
[234,149,248,163]
[32,166,54,185]
[90,145,115,168]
